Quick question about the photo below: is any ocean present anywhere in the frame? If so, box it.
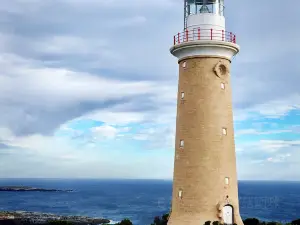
[0,179,300,225]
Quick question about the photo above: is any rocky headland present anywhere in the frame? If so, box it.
[0,186,72,192]
[0,211,111,225]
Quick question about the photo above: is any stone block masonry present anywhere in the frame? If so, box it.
[168,56,243,225]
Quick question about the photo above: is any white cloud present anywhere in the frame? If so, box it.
[82,111,147,125]
[259,140,300,153]
[236,129,292,136]
[237,139,300,155]
[114,16,147,27]
[133,125,176,150]
[0,51,178,137]
[33,36,109,55]
[234,94,300,122]
[0,55,157,105]
[92,125,119,140]
[236,138,300,180]
[267,153,291,163]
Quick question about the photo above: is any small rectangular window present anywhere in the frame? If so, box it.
[180,140,184,147]
[222,128,227,136]
[178,190,183,198]
[181,92,185,99]
[182,61,186,68]
[225,177,229,185]
[221,83,225,89]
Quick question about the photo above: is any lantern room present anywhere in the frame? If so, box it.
[184,0,226,31]
[184,0,225,17]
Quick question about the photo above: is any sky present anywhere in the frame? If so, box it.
[0,0,300,180]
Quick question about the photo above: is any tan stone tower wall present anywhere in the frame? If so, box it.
[168,56,243,225]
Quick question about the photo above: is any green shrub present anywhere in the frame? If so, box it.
[292,220,300,225]
[48,221,74,225]
[267,222,283,225]
[150,213,169,225]
[116,218,133,225]
[243,218,260,225]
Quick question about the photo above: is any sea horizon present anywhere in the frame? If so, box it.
[1,178,300,182]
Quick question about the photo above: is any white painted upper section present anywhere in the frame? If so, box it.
[170,40,240,61]
[171,1,239,60]
[187,13,225,31]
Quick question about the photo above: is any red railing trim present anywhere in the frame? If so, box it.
[173,28,237,45]
[186,30,188,42]
[222,30,224,41]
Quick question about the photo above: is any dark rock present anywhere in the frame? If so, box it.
[0,211,110,225]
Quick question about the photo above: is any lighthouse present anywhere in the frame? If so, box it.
[168,1,242,225]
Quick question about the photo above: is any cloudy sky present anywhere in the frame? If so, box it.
[0,0,300,180]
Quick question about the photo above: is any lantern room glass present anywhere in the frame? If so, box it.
[185,0,224,17]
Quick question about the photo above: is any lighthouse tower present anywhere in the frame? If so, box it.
[168,1,242,225]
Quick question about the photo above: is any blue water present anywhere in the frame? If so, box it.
[0,179,299,225]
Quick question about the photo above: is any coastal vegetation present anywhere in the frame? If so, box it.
[113,215,300,225]
[2,211,300,225]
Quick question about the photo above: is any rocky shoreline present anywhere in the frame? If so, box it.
[0,211,111,225]
[0,186,72,192]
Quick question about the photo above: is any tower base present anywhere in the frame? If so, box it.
[168,214,243,225]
